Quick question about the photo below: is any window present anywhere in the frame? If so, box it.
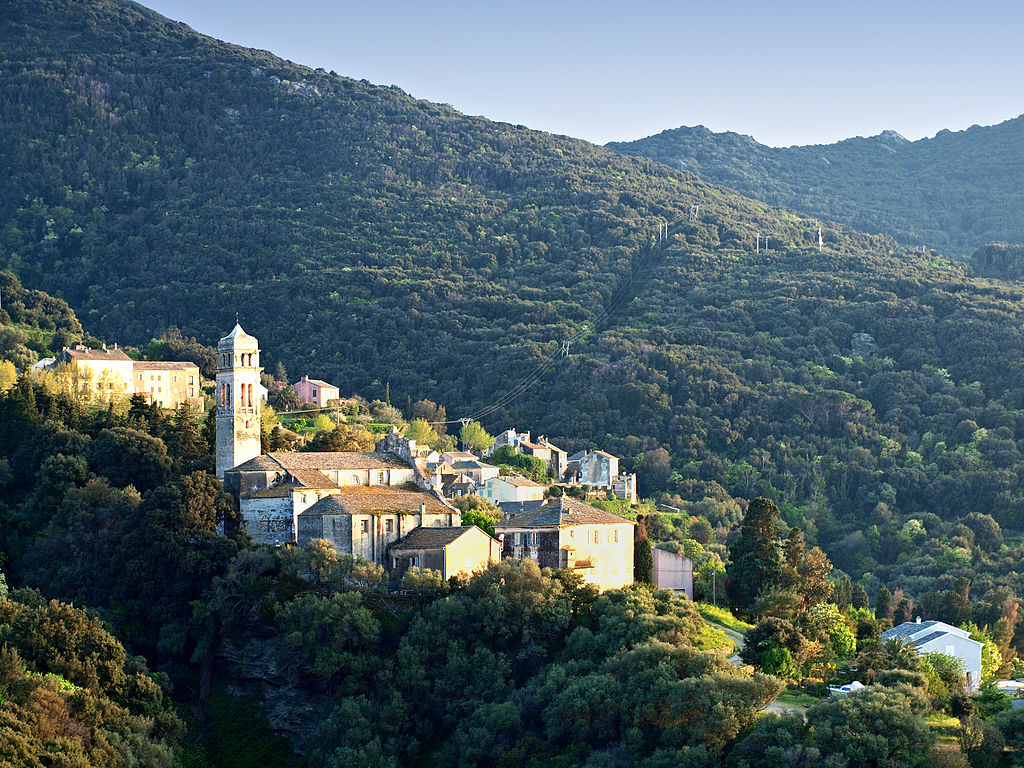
[386,519,393,533]
[138,373,143,381]
[301,494,307,503]
[377,471,385,484]
[189,376,195,385]
[173,376,178,383]
[613,530,619,544]
[188,389,194,397]
[361,520,369,533]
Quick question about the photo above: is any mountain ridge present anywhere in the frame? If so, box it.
[608,114,1024,255]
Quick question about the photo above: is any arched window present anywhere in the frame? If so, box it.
[247,382,253,408]
[220,384,226,406]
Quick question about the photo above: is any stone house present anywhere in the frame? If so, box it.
[441,472,476,499]
[442,450,478,466]
[486,428,531,457]
[225,450,421,545]
[566,450,619,488]
[292,375,340,407]
[611,473,638,503]
[494,497,635,591]
[881,620,984,692]
[296,489,459,566]
[388,525,502,581]
[480,474,544,504]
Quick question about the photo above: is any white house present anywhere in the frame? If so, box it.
[480,473,545,504]
[881,620,984,692]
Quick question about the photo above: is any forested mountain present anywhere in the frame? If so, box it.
[6,0,1024,611]
[607,118,1024,257]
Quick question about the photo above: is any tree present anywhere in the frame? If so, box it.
[305,423,376,452]
[852,583,870,610]
[876,587,894,621]
[634,518,654,585]
[805,688,934,768]
[404,418,438,447]
[459,421,494,453]
[726,497,783,614]
[87,426,171,492]
[741,617,815,670]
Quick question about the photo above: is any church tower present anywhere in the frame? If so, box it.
[216,323,262,478]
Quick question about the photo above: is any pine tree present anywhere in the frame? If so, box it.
[726,497,783,614]
[876,587,894,621]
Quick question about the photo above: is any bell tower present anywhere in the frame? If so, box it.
[215,323,262,478]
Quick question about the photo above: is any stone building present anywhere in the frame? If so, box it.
[215,324,263,478]
[519,437,567,481]
[389,526,502,581]
[225,450,420,546]
[296,489,459,564]
[494,497,635,591]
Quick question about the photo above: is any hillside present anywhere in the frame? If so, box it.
[5,0,1024,603]
[607,118,1024,257]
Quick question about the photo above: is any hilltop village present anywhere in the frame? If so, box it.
[213,323,661,593]
[38,320,689,594]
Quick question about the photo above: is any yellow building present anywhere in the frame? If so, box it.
[132,361,203,409]
[495,497,636,591]
[55,345,135,400]
[389,525,502,580]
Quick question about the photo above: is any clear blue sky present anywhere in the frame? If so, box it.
[143,0,1023,148]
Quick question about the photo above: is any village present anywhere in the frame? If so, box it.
[39,322,694,597]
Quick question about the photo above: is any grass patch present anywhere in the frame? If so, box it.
[696,603,754,635]
[925,712,961,745]
[776,688,821,709]
[695,622,736,654]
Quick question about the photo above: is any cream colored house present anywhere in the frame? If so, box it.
[55,345,135,400]
[133,361,203,409]
[495,497,635,591]
[480,473,544,504]
[389,525,501,580]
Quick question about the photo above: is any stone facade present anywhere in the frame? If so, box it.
[296,490,459,566]
[215,323,262,478]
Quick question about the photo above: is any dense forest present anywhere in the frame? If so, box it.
[7,1,1024,762]
[607,119,1024,257]
[5,0,1024,604]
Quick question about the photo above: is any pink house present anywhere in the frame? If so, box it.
[293,375,340,407]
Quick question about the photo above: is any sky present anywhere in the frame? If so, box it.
[143,0,1024,148]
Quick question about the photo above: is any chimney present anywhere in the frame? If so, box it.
[915,616,922,624]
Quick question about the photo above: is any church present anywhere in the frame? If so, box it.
[214,324,500,575]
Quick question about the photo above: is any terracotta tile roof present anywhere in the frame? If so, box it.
[519,440,547,451]
[298,487,451,517]
[390,525,481,550]
[496,497,633,528]
[452,460,489,470]
[297,378,337,389]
